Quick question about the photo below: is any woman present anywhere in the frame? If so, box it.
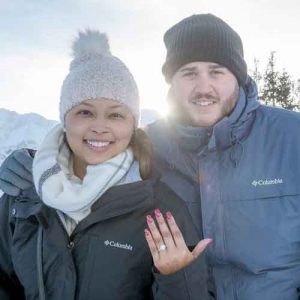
[0,29,211,300]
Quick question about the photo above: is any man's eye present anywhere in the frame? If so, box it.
[183,72,196,78]
[211,70,224,75]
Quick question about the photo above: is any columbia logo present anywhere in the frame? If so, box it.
[104,240,133,251]
[252,178,283,187]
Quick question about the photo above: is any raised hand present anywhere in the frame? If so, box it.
[0,149,34,196]
[144,209,212,275]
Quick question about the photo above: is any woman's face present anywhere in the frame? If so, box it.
[65,98,135,179]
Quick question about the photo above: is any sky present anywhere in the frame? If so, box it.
[1,0,300,120]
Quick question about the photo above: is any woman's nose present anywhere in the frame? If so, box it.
[89,119,110,134]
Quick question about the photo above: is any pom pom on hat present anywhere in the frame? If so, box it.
[72,29,111,58]
[59,29,140,126]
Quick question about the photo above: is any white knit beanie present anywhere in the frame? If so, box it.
[59,29,140,126]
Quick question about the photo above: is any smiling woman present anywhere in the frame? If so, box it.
[65,99,135,179]
[0,29,211,300]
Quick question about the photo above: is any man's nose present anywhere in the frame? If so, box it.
[194,74,213,94]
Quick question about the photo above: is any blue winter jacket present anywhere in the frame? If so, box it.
[147,78,300,300]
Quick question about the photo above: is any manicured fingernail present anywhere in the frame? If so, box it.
[144,229,150,236]
[146,215,153,224]
[154,209,161,217]
[166,211,172,220]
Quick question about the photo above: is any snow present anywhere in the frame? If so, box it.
[0,108,160,165]
[0,107,160,194]
[0,107,160,195]
[0,109,57,166]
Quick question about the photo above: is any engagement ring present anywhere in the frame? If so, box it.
[158,244,167,252]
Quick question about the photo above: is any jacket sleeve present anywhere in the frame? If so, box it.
[151,202,211,300]
[0,194,25,299]
[0,148,35,196]
[152,254,210,300]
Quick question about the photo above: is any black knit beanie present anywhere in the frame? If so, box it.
[162,14,248,86]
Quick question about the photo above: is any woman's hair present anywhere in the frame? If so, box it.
[130,128,153,180]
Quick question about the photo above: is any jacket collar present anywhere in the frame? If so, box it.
[147,78,260,177]
[72,179,155,236]
[208,85,246,151]
[12,187,50,228]
[13,180,155,233]
[173,78,260,153]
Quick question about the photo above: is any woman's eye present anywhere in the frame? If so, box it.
[77,110,93,116]
[110,113,124,119]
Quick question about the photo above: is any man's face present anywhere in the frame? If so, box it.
[170,62,239,127]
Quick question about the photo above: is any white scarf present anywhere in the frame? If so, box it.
[33,124,135,224]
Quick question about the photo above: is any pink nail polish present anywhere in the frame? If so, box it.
[154,209,161,217]
[166,211,172,220]
[144,229,150,236]
[146,215,153,224]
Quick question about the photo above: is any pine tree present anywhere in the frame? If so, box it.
[259,51,300,111]
[261,52,278,106]
[294,79,300,105]
[277,71,300,110]
[251,58,263,98]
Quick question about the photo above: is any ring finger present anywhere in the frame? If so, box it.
[154,209,176,249]
[146,215,167,253]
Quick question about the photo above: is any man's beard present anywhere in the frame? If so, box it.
[168,82,240,126]
[219,83,240,119]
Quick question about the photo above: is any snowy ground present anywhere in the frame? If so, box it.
[0,108,57,166]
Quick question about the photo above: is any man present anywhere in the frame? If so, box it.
[1,14,300,299]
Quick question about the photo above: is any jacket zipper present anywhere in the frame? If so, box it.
[54,212,76,249]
